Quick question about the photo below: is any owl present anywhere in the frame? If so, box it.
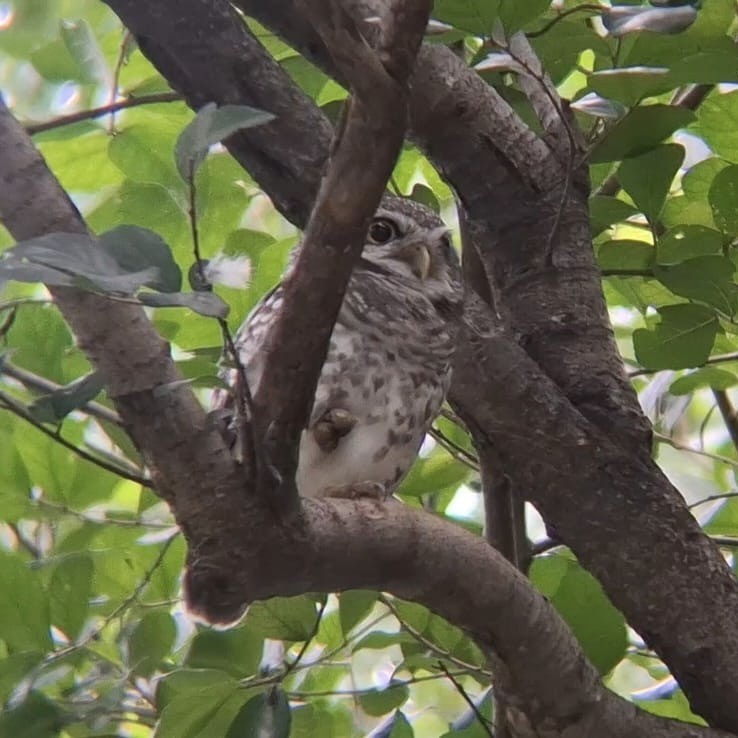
[216,198,463,498]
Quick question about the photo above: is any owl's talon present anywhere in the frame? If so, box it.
[322,481,387,500]
[313,408,357,452]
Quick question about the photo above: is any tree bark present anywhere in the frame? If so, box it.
[5,0,738,734]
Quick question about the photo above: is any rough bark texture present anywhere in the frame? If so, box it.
[6,102,727,738]
[4,0,738,735]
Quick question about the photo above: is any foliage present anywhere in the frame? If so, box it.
[2,0,738,736]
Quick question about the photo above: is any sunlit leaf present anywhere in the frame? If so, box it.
[175,103,276,180]
[633,304,718,370]
[245,596,318,641]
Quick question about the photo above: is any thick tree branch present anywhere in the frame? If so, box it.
[102,0,333,227]
[249,0,431,511]
[92,1,738,731]
[5,96,728,738]
[450,297,738,733]
[239,0,652,455]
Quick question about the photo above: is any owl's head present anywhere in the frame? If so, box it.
[360,198,462,315]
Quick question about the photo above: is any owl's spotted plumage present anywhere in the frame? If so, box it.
[217,199,463,498]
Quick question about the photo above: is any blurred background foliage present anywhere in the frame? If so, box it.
[1,0,738,736]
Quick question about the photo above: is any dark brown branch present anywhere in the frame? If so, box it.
[712,390,738,452]
[449,296,738,733]
[102,0,333,227]
[24,92,181,135]
[0,83,734,738]
[250,0,431,510]
[1,361,122,426]
[0,389,150,487]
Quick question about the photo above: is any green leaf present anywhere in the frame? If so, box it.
[388,711,414,738]
[392,599,431,635]
[531,556,627,675]
[128,610,177,677]
[59,18,109,85]
[597,240,654,271]
[339,590,378,635]
[354,631,414,651]
[654,256,738,315]
[27,371,104,423]
[633,304,718,370]
[669,367,738,395]
[683,158,730,202]
[1,232,162,295]
[589,196,639,235]
[175,103,276,180]
[618,144,685,221]
[657,225,724,264]
[155,673,243,738]
[0,652,43,702]
[699,90,738,163]
[399,449,471,497]
[108,123,183,191]
[99,225,182,293]
[226,689,291,738]
[138,290,230,318]
[185,625,264,677]
[157,668,237,710]
[359,684,409,717]
[245,596,318,641]
[0,691,64,738]
[498,0,550,33]
[432,0,499,35]
[588,67,673,107]
[0,551,51,652]
[591,106,694,163]
[709,164,738,234]
[49,554,93,640]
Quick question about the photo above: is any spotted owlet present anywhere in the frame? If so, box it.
[216,198,463,498]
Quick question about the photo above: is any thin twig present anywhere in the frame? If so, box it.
[1,361,122,425]
[629,352,738,378]
[437,661,495,738]
[0,389,151,486]
[34,533,177,681]
[24,92,181,135]
[654,431,738,470]
[526,3,604,39]
[107,29,135,134]
[429,426,480,471]
[688,492,738,511]
[36,498,173,529]
[712,390,738,453]
[184,157,257,473]
[711,535,738,548]
[381,595,492,680]
[287,669,475,700]
[284,597,328,675]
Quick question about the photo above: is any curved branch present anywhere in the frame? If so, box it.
[247,0,431,512]
[182,493,732,738]
[101,0,333,227]
[0,52,734,738]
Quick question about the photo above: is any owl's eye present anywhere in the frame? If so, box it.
[367,218,399,244]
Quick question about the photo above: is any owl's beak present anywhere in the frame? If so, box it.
[405,244,432,281]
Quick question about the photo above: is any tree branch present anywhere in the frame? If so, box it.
[23,92,181,135]
[102,0,333,227]
[0,45,735,738]
[249,0,431,511]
